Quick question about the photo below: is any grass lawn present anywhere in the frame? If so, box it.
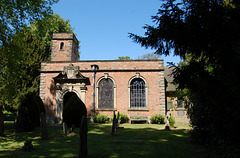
[0,122,206,158]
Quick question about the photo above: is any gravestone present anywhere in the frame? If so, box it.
[165,116,170,131]
[116,112,120,128]
[16,113,25,133]
[111,111,116,136]
[63,122,68,136]
[79,116,88,158]
[178,110,184,116]
[40,112,48,140]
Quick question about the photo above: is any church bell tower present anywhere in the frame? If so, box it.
[51,33,79,61]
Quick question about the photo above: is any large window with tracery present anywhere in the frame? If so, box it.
[130,78,146,108]
[98,78,114,109]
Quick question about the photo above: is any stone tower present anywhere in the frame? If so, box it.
[51,33,79,61]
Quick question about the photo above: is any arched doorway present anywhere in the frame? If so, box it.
[53,63,90,123]
[63,92,87,127]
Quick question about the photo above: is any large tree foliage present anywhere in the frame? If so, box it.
[30,13,75,52]
[0,0,58,113]
[0,14,75,112]
[137,52,161,60]
[0,0,58,46]
[0,0,58,134]
[130,0,240,144]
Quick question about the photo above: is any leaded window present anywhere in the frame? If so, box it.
[98,78,114,109]
[130,78,146,108]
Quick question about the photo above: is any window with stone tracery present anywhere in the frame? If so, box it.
[98,78,114,109]
[130,78,146,108]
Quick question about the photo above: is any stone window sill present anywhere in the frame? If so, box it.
[128,108,149,111]
[96,108,117,111]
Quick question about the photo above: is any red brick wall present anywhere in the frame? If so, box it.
[51,33,78,62]
[40,60,165,119]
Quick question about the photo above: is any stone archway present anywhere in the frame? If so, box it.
[62,92,87,127]
[53,64,90,122]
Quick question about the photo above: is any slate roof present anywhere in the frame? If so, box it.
[164,66,177,92]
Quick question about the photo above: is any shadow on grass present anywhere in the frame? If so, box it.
[1,123,206,158]
[90,125,205,158]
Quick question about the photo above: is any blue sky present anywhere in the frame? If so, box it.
[52,0,181,65]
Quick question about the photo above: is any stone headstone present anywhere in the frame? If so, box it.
[165,116,170,131]
[40,112,48,140]
[116,112,120,128]
[178,110,184,116]
[63,122,68,136]
[111,111,116,136]
[79,116,88,158]
[16,113,25,133]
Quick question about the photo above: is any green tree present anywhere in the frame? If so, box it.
[1,29,48,110]
[0,0,58,46]
[137,52,161,60]
[0,0,58,136]
[130,0,240,144]
[116,56,132,60]
[0,14,76,133]
[0,14,75,111]
[30,13,76,54]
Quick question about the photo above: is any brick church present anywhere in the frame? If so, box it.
[40,33,186,123]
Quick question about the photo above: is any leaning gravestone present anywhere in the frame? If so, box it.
[79,116,88,158]
[40,112,48,140]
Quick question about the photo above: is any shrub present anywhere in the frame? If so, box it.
[131,116,143,119]
[110,113,129,124]
[169,116,175,127]
[150,114,165,124]
[34,95,45,114]
[93,114,109,123]
[63,94,86,127]
[118,113,129,124]
[16,93,45,132]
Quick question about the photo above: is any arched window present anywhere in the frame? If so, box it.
[60,42,65,50]
[96,74,116,110]
[130,78,146,108]
[128,73,148,110]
